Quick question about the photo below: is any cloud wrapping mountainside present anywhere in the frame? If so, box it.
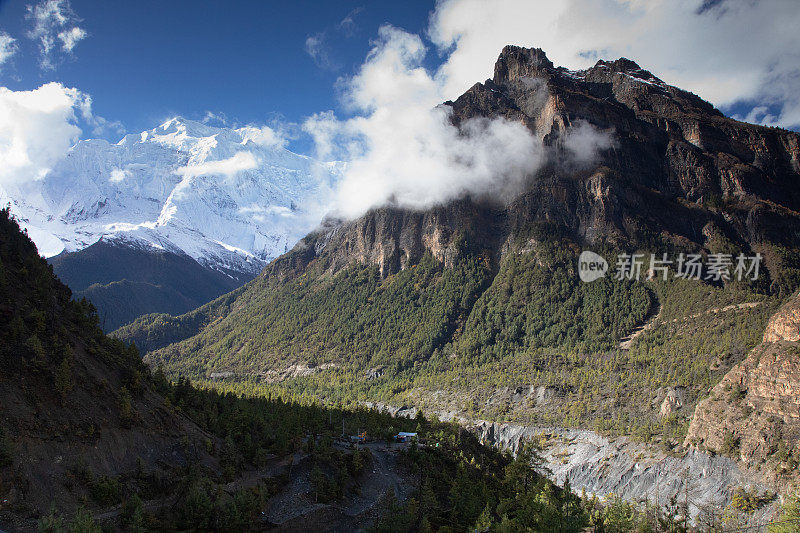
[303,25,613,220]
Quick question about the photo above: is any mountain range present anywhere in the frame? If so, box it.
[2,42,800,526]
[116,46,800,497]
[1,117,344,329]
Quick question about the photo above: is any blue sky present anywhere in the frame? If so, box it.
[0,0,439,142]
[0,0,798,161]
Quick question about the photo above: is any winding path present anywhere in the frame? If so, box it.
[619,300,764,350]
[620,299,662,350]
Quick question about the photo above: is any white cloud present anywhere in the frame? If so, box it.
[26,0,87,70]
[305,32,338,71]
[561,121,616,167]
[109,168,126,183]
[201,110,230,126]
[428,0,800,129]
[338,7,363,37]
[302,111,344,160]
[306,26,554,219]
[305,8,362,71]
[239,203,295,223]
[0,82,88,188]
[57,26,86,52]
[238,125,286,148]
[174,151,258,178]
[70,91,124,137]
[305,24,618,220]
[0,32,19,68]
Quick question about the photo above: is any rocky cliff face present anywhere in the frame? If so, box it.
[686,292,800,489]
[273,46,800,284]
[288,200,505,278]
[764,293,800,342]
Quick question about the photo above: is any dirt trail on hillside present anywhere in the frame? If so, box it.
[673,301,763,322]
[619,300,764,350]
[266,442,412,531]
[620,300,662,350]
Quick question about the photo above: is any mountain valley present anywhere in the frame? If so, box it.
[114,46,800,512]
[2,37,800,531]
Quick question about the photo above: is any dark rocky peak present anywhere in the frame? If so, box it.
[487,46,717,119]
[589,57,663,84]
[493,46,556,84]
[600,57,641,72]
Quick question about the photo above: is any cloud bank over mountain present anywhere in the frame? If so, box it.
[303,25,613,220]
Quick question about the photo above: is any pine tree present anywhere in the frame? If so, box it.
[54,356,74,403]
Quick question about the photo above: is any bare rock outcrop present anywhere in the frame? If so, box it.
[685,293,800,489]
[660,386,688,418]
[471,420,769,521]
[764,294,800,342]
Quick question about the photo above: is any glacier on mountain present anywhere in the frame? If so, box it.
[0,117,344,276]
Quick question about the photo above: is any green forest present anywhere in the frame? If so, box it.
[116,227,789,446]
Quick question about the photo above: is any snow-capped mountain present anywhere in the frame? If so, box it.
[1,117,344,277]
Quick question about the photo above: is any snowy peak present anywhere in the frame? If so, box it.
[5,118,344,276]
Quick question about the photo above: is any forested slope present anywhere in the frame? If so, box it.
[50,239,251,331]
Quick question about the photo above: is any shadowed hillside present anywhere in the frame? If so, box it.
[50,239,252,331]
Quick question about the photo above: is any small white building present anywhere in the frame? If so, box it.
[395,432,417,443]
